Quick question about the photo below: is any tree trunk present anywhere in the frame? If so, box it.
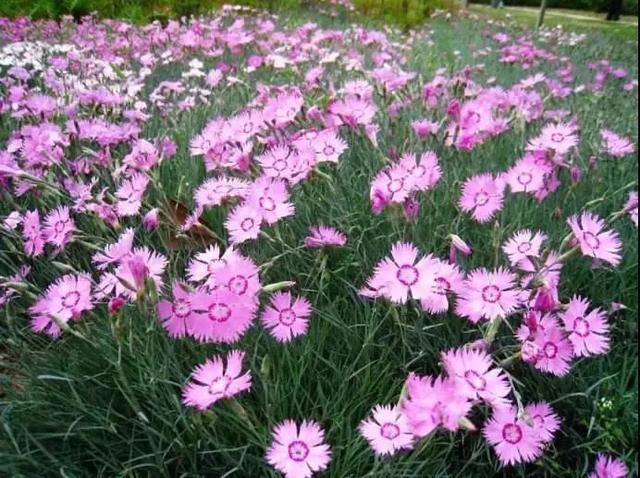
[537,0,548,28]
[606,0,623,21]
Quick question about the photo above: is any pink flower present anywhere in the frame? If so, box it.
[43,206,76,249]
[399,151,442,192]
[92,228,135,270]
[601,129,635,158]
[369,165,416,213]
[502,229,547,269]
[157,283,195,338]
[214,253,262,300]
[189,287,255,343]
[263,91,304,128]
[506,154,547,194]
[624,191,638,226]
[29,274,93,338]
[226,204,262,244]
[483,405,544,466]
[261,291,312,342]
[527,122,579,157]
[401,373,473,437]
[256,144,311,184]
[411,119,439,139]
[568,212,622,267]
[22,209,45,257]
[246,176,295,225]
[304,225,347,248]
[587,454,629,478]
[560,296,610,357]
[116,172,149,217]
[114,247,167,300]
[265,420,331,478]
[418,258,464,314]
[441,347,511,408]
[518,314,574,376]
[449,233,472,264]
[359,404,414,456]
[142,208,159,231]
[524,401,560,444]
[459,173,505,223]
[186,245,240,286]
[329,96,376,127]
[455,267,521,323]
[297,129,347,164]
[123,139,159,171]
[181,350,251,411]
[195,176,249,209]
[363,242,433,304]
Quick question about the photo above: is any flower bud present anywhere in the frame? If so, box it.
[142,208,160,231]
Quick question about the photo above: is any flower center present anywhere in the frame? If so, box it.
[173,299,190,318]
[287,440,310,462]
[517,241,532,253]
[572,316,591,338]
[387,179,404,194]
[228,275,248,295]
[543,341,558,358]
[278,308,297,326]
[208,302,232,322]
[259,196,276,212]
[474,191,489,206]
[62,291,80,308]
[464,370,487,391]
[517,172,533,185]
[396,264,419,286]
[241,218,255,231]
[207,375,231,396]
[582,231,601,249]
[411,165,426,178]
[481,285,501,303]
[54,220,66,234]
[243,122,253,134]
[380,423,401,440]
[502,423,523,444]
[435,277,450,295]
[322,145,335,156]
[551,132,565,143]
[273,159,287,172]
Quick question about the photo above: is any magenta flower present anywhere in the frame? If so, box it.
[22,209,45,257]
[304,225,347,248]
[483,405,544,466]
[246,176,295,225]
[459,173,505,223]
[363,242,433,304]
[189,287,255,343]
[261,291,312,343]
[502,229,547,269]
[359,404,414,456]
[157,283,194,338]
[369,165,416,213]
[441,347,511,408]
[43,206,76,249]
[524,401,560,444]
[214,253,262,300]
[411,119,439,139]
[265,420,331,478]
[560,296,610,357]
[181,350,251,411]
[587,454,629,478]
[455,267,521,323]
[601,129,635,158]
[123,139,159,171]
[116,172,149,217]
[329,96,376,127]
[226,204,262,244]
[263,91,304,128]
[29,274,93,338]
[567,212,622,267]
[142,208,159,231]
[401,373,473,437]
[256,144,310,184]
